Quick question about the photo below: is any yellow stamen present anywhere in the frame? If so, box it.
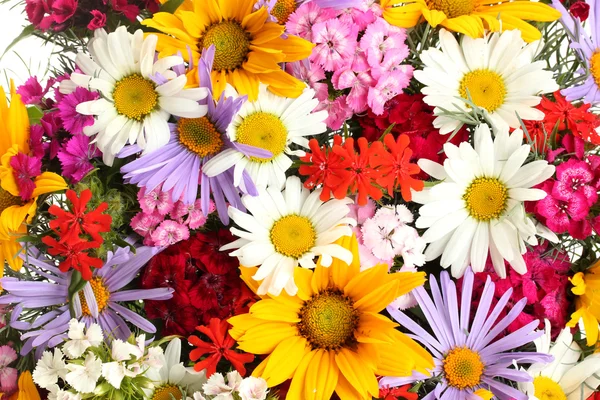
[270,215,316,258]
[427,0,475,18]
[533,376,567,400]
[177,117,223,158]
[443,347,485,389]
[112,74,158,121]
[459,69,507,112]
[235,111,288,163]
[298,289,359,350]
[463,177,508,221]
[78,277,110,317]
[151,384,183,400]
[590,52,600,89]
[272,0,298,24]
[201,21,251,71]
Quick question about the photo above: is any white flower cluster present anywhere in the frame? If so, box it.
[189,371,269,400]
[32,319,163,399]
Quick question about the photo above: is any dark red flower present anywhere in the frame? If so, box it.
[570,1,590,21]
[188,318,254,377]
[189,230,239,274]
[51,0,78,24]
[111,0,140,21]
[41,236,103,280]
[141,252,188,291]
[145,286,200,337]
[10,153,41,201]
[87,10,106,30]
[48,189,112,243]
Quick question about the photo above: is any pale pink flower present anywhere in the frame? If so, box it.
[338,6,376,30]
[130,211,164,239]
[333,68,373,113]
[171,199,215,229]
[311,19,357,71]
[360,18,407,67]
[315,95,353,130]
[0,345,18,395]
[285,60,328,95]
[138,186,175,216]
[368,72,411,115]
[370,49,413,80]
[151,220,190,246]
[286,2,337,41]
[362,216,411,260]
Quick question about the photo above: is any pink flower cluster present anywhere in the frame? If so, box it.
[0,344,18,395]
[468,244,571,339]
[131,186,215,247]
[286,0,413,129]
[530,135,600,239]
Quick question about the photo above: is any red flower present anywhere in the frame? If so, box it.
[542,91,600,144]
[188,318,254,377]
[48,189,112,243]
[331,137,383,205]
[9,153,41,201]
[111,0,140,21]
[41,236,103,280]
[189,230,239,274]
[299,135,349,202]
[379,384,418,400]
[570,1,590,21]
[87,10,106,29]
[145,284,200,337]
[370,134,424,201]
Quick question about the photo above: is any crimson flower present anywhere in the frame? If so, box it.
[379,384,418,400]
[9,152,42,201]
[48,189,112,242]
[41,236,103,280]
[188,318,254,377]
[370,134,423,201]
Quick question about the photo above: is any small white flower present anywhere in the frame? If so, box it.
[203,371,242,399]
[238,377,269,400]
[110,339,142,362]
[65,352,103,394]
[47,385,83,400]
[63,320,103,359]
[33,348,68,389]
[145,346,164,369]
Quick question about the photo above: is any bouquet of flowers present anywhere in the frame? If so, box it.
[1,0,600,398]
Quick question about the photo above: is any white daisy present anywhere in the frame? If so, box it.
[63,26,208,165]
[413,124,556,278]
[519,319,600,400]
[202,85,327,189]
[415,29,559,134]
[144,338,205,400]
[222,176,355,296]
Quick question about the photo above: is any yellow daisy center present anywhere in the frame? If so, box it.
[270,215,316,258]
[427,0,475,18]
[78,277,110,317]
[463,177,508,221]
[151,385,183,400]
[272,0,297,24]
[235,111,288,163]
[590,51,600,88]
[443,347,485,389]
[459,69,507,112]
[533,376,567,400]
[0,188,22,211]
[112,74,159,121]
[298,289,359,350]
[177,117,223,158]
[201,21,251,72]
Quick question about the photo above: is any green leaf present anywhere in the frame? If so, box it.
[159,0,185,14]
[68,270,87,318]
[27,105,44,125]
[1,25,35,60]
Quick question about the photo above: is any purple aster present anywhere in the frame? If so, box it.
[552,0,600,104]
[120,46,269,225]
[380,268,553,400]
[0,245,172,359]
[57,87,99,135]
[57,134,101,183]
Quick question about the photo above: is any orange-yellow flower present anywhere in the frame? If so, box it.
[568,261,600,346]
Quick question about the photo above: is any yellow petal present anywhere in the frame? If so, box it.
[304,349,339,400]
[228,314,263,340]
[329,234,361,289]
[241,6,268,33]
[249,299,301,323]
[381,0,425,28]
[334,348,379,399]
[335,372,364,400]
[294,267,314,301]
[421,8,448,27]
[16,371,41,400]
[31,172,67,198]
[355,312,398,344]
[267,35,314,62]
[376,329,434,376]
[287,350,318,400]
[261,336,310,386]
[236,322,297,354]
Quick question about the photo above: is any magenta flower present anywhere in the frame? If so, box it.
[138,186,175,216]
[16,76,54,106]
[57,87,99,135]
[333,69,373,113]
[87,9,106,29]
[315,95,353,130]
[535,180,591,238]
[57,134,100,183]
[10,152,42,201]
[40,111,63,159]
[311,18,357,71]
[151,220,190,246]
[338,5,377,30]
[553,158,598,205]
[130,211,163,241]
[0,345,17,395]
[286,2,337,41]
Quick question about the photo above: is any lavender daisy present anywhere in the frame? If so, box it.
[120,46,268,225]
[552,0,600,104]
[0,245,172,358]
[380,268,553,400]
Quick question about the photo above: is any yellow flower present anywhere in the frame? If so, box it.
[568,261,600,346]
[1,371,41,400]
[474,388,494,400]
[143,0,313,101]
[229,235,434,400]
[381,0,561,43]
[0,84,67,275]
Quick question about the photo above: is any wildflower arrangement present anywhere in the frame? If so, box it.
[2,0,600,399]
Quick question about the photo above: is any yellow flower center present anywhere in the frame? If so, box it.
[590,51,600,88]
[151,385,183,400]
[0,188,22,211]
[177,117,223,158]
[427,0,475,18]
[459,69,507,112]
[463,177,508,221]
[443,347,485,389]
[78,277,110,317]
[533,376,567,400]
[298,289,359,350]
[112,74,159,121]
[271,0,297,24]
[235,111,288,163]
[270,215,316,258]
[201,21,251,72]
